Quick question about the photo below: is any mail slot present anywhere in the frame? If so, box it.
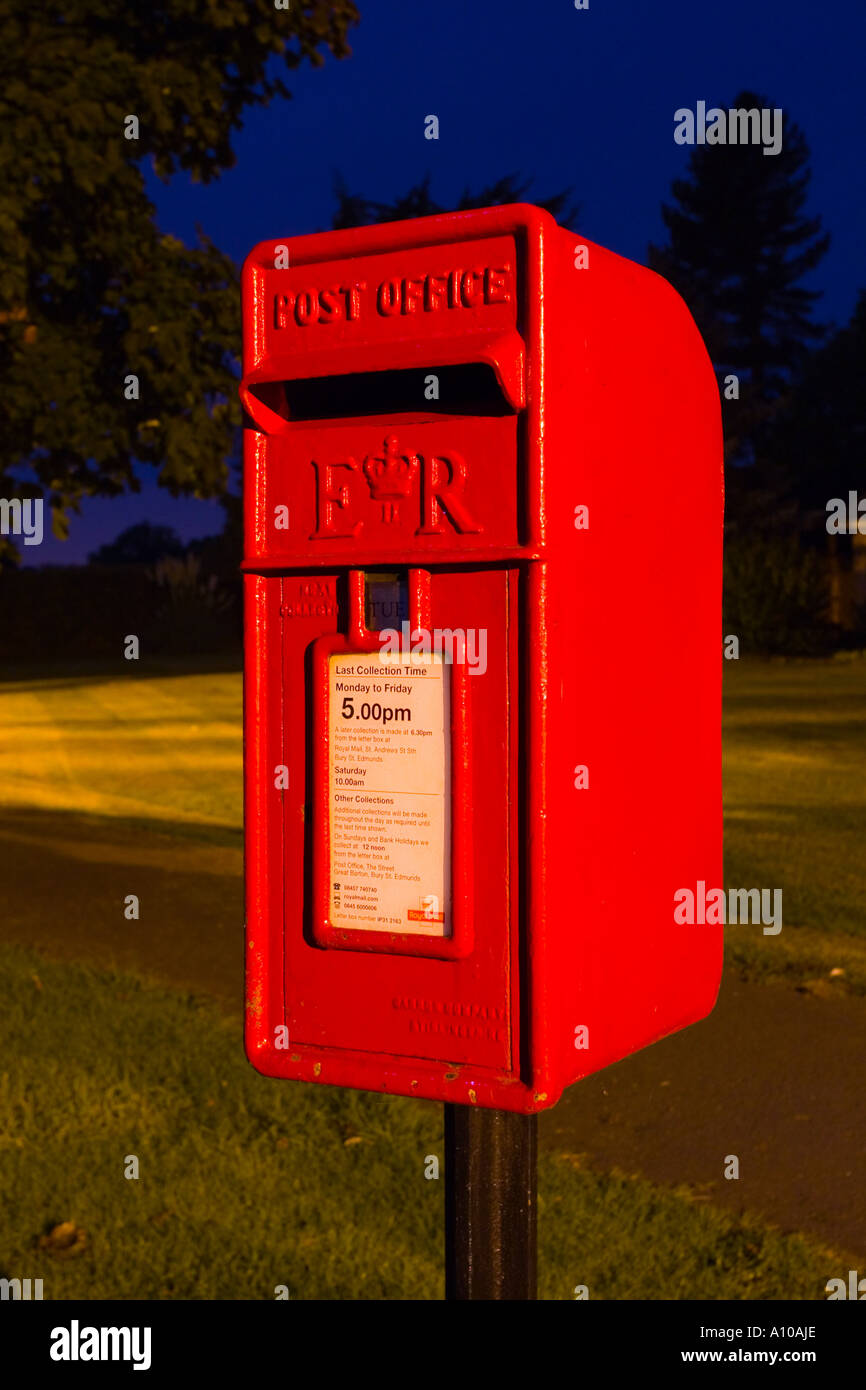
[240,204,723,1112]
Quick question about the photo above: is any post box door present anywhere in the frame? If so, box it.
[279,563,519,1072]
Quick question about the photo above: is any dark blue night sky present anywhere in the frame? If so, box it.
[29,0,866,565]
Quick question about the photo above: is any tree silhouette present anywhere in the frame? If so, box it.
[649,90,829,502]
[764,290,866,532]
[88,522,185,566]
[331,172,580,231]
[0,1,358,563]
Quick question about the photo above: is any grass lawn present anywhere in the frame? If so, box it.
[0,663,242,836]
[0,653,863,988]
[723,655,866,992]
[0,946,845,1300]
[0,655,864,1299]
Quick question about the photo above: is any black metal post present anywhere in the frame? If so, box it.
[444,1103,537,1299]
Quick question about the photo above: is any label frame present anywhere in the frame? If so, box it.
[310,629,473,960]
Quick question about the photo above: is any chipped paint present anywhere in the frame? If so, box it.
[245,981,264,1022]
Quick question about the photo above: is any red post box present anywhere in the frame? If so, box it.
[240,204,723,1113]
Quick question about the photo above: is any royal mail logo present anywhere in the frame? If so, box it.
[312,434,482,536]
[407,900,446,924]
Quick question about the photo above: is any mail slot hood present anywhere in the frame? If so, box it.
[241,222,530,431]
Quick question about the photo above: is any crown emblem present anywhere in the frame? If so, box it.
[362,435,419,502]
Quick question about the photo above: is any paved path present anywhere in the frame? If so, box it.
[2,807,863,1258]
[544,974,866,1259]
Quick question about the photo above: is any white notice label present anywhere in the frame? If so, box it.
[327,652,450,936]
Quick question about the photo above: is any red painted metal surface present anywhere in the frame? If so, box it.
[241,204,724,1112]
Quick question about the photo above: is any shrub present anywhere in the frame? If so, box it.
[151,554,238,654]
[723,537,837,655]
